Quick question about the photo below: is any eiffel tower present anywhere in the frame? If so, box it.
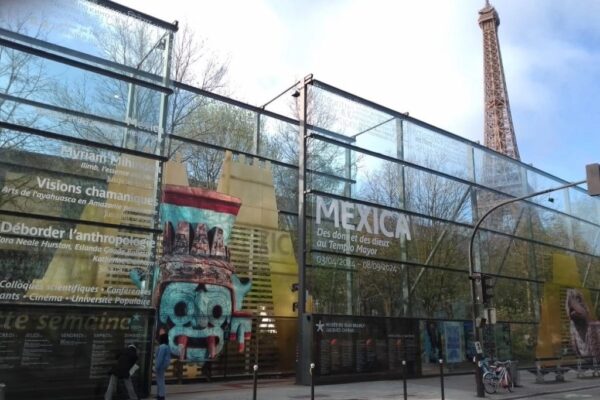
[477,0,528,202]
[479,0,520,161]
[477,1,542,358]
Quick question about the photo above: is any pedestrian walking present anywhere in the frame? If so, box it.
[105,344,139,400]
[155,333,171,400]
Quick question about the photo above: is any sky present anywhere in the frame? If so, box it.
[119,0,600,183]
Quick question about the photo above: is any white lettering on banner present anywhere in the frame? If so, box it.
[0,221,66,239]
[316,196,411,240]
[61,147,109,164]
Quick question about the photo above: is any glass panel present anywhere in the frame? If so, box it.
[0,213,156,306]
[272,163,298,213]
[0,101,159,154]
[407,215,471,270]
[258,114,299,165]
[477,232,533,279]
[307,135,474,224]
[0,45,164,134]
[0,0,171,76]
[408,267,470,319]
[494,278,539,322]
[510,323,537,366]
[404,168,473,224]
[309,252,406,318]
[0,133,158,228]
[307,265,352,315]
[171,96,255,154]
[308,84,395,140]
[404,120,473,180]
[473,147,526,197]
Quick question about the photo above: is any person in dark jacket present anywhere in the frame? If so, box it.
[105,344,139,400]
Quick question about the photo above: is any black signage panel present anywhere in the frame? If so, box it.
[0,304,154,399]
[313,314,419,380]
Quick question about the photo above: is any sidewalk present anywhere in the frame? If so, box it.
[149,369,600,400]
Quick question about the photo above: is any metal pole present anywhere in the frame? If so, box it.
[402,360,407,400]
[439,359,445,400]
[0,383,5,400]
[296,74,313,385]
[310,363,315,400]
[468,178,585,397]
[252,364,258,400]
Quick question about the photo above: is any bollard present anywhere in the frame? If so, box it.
[252,364,258,400]
[402,360,407,400]
[0,383,5,400]
[439,359,445,400]
[310,363,315,400]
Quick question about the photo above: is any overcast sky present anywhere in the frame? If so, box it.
[120,0,600,183]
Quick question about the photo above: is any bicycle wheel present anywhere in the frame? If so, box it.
[505,370,514,392]
[482,371,497,394]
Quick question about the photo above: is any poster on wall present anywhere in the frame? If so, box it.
[0,304,154,400]
[421,320,442,364]
[443,322,464,363]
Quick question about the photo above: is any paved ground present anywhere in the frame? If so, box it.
[147,369,600,400]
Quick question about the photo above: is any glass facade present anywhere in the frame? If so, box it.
[1,1,600,398]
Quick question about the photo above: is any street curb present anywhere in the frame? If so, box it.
[499,383,600,399]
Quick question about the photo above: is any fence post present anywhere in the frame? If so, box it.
[252,364,258,400]
[402,360,407,400]
[310,363,315,400]
[439,358,445,400]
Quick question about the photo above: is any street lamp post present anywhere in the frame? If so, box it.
[468,178,586,397]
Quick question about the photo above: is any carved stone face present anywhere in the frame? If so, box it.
[159,282,232,362]
[566,289,590,324]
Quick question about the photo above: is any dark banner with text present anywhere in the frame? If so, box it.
[312,314,419,380]
[0,304,154,400]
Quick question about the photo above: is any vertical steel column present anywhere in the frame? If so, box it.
[158,31,174,157]
[254,112,261,156]
[344,147,353,314]
[148,29,174,398]
[468,146,485,398]
[395,118,410,316]
[296,74,313,385]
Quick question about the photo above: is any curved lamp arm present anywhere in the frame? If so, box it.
[468,179,586,276]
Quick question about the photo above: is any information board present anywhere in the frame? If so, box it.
[0,304,154,399]
[313,314,419,379]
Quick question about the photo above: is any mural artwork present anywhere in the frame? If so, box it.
[154,184,252,362]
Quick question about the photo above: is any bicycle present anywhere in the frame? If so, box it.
[481,359,514,394]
